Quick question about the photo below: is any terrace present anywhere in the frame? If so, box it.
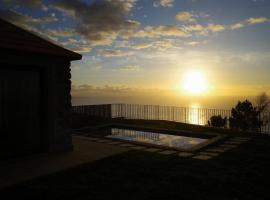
[1,106,270,199]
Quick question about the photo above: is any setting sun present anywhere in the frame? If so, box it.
[182,71,207,95]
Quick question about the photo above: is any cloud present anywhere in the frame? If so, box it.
[97,49,134,57]
[71,84,178,98]
[0,9,60,42]
[92,65,103,70]
[133,25,189,38]
[71,46,92,53]
[206,24,226,32]
[152,39,176,50]
[0,9,58,26]
[131,43,153,49]
[186,41,200,46]
[175,11,196,22]
[183,23,225,36]
[184,24,204,32]
[124,39,177,51]
[246,17,269,25]
[72,84,135,96]
[153,0,175,7]
[119,65,141,71]
[230,23,245,30]
[45,28,75,37]
[186,40,207,46]
[114,40,130,48]
[4,0,41,7]
[230,17,269,30]
[53,0,140,47]
[58,37,92,53]
[3,0,49,11]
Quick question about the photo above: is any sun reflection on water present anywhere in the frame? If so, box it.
[188,104,201,125]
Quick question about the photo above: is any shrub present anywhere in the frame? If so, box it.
[229,100,261,132]
[208,115,227,128]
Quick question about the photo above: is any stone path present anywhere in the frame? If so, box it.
[159,150,177,155]
[193,136,251,160]
[178,152,194,157]
[75,134,251,161]
[0,134,251,189]
[0,135,129,188]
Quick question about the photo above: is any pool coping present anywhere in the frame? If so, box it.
[74,123,228,152]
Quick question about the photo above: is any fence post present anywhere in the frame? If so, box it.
[184,107,186,123]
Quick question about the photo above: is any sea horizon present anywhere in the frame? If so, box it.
[72,95,259,110]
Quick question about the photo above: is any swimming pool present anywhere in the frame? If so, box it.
[77,125,220,151]
[106,128,208,150]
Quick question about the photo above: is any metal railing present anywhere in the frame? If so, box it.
[72,103,270,134]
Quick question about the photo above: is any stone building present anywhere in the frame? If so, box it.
[0,18,82,160]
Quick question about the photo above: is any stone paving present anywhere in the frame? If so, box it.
[206,148,226,153]
[0,135,130,188]
[0,134,252,188]
[119,143,135,147]
[144,148,162,153]
[193,155,212,160]
[159,150,177,155]
[178,152,194,157]
[75,134,251,161]
[107,141,122,145]
[199,152,219,157]
[130,146,147,150]
[96,139,111,143]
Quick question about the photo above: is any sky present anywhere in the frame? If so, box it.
[0,0,270,107]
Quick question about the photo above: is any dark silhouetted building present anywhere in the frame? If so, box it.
[0,18,82,160]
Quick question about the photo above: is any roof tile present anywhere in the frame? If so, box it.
[0,18,82,61]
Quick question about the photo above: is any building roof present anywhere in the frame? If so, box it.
[0,18,82,61]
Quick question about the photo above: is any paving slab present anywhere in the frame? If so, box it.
[119,143,135,147]
[129,146,147,150]
[78,133,88,136]
[178,152,194,157]
[107,141,123,145]
[96,139,111,143]
[219,144,238,148]
[193,155,212,160]
[0,135,130,189]
[206,148,226,153]
[219,146,235,150]
[224,141,243,145]
[199,152,219,157]
[144,148,162,153]
[232,137,249,140]
[77,136,95,141]
[230,140,246,143]
[85,137,99,141]
[233,138,250,142]
[159,150,178,155]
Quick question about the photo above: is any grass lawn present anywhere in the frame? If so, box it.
[2,118,270,199]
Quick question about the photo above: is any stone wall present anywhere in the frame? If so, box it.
[53,60,73,152]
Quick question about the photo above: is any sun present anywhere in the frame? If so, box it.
[182,71,207,95]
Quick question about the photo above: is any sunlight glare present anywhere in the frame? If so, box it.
[182,71,207,95]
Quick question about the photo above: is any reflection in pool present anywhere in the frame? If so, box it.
[106,128,208,150]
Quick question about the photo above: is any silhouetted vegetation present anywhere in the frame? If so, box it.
[227,93,270,133]
[255,92,270,113]
[229,100,261,132]
[208,115,227,128]
[255,92,270,132]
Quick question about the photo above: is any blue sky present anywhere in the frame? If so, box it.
[1,0,270,99]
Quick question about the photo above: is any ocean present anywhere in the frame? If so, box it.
[72,95,257,110]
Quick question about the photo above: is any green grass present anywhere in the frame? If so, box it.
[2,119,270,199]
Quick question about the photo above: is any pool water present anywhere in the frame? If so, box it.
[105,128,208,150]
